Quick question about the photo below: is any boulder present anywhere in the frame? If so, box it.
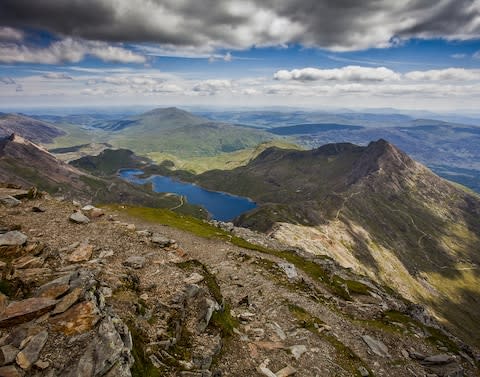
[36,275,71,299]
[15,330,48,369]
[52,288,83,315]
[0,196,21,208]
[0,345,18,366]
[361,335,390,358]
[289,345,307,360]
[0,298,56,327]
[69,212,90,224]
[277,262,298,280]
[0,365,22,377]
[67,242,93,263]
[151,233,175,248]
[50,301,98,335]
[123,256,145,269]
[0,232,27,246]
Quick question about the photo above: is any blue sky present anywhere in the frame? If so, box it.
[1,1,480,111]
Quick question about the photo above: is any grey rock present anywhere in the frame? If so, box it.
[358,366,370,376]
[197,298,220,333]
[0,231,27,246]
[277,262,298,280]
[421,354,456,365]
[69,211,90,224]
[123,256,146,269]
[362,335,390,358]
[289,345,307,360]
[31,206,45,213]
[0,365,22,377]
[151,233,175,247]
[94,318,126,376]
[0,196,21,208]
[0,345,19,366]
[15,330,48,369]
[184,273,204,285]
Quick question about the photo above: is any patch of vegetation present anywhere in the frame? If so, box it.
[288,303,373,376]
[129,324,163,377]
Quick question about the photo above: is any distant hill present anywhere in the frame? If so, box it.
[0,113,65,144]
[194,139,480,346]
[103,107,273,158]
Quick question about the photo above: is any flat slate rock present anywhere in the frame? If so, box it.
[15,330,48,369]
[69,212,90,224]
[0,231,27,246]
[361,335,390,358]
[0,298,57,327]
[0,196,21,208]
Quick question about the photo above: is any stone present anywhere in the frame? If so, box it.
[72,200,81,207]
[289,345,307,360]
[31,207,45,213]
[15,330,48,369]
[0,345,18,366]
[0,196,21,208]
[12,256,44,269]
[197,298,220,333]
[90,208,104,218]
[34,360,49,369]
[52,288,83,315]
[99,249,114,258]
[421,354,456,365]
[50,301,98,335]
[0,365,22,377]
[151,233,174,247]
[123,256,146,269]
[277,262,298,280]
[361,335,390,358]
[0,298,57,327]
[136,230,152,237]
[67,242,93,263]
[184,273,204,285]
[12,268,52,284]
[36,275,71,299]
[81,205,95,211]
[126,224,136,231]
[94,317,127,376]
[0,232,27,246]
[358,366,370,376]
[69,212,90,224]
[275,365,296,377]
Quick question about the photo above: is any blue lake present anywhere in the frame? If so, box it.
[119,169,257,221]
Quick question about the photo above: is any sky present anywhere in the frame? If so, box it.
[1,0,480,112]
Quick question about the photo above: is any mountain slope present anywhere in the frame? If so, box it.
[194,139,480,346]
[0,113,65,144]
[0,134,202,215]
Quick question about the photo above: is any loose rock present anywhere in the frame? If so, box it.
[0,298,56,327]
[123,256,146,269]
[0,231,27,246]
[69,212,90,224]
[15,330,48,369]
[362,335,390,358]
[0,196,21,208]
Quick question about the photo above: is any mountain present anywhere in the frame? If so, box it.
[0,113,65,144]
[194,139,480,346]
[0,133,202,215]
[94,107,273,159]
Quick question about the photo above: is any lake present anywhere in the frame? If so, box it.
[119,169,257,221]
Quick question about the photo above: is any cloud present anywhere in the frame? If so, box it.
[0,37,146,64]
[451,53,467,59]
[0,77,16,84]
[404,68,480,81]
[474,50,480,59]
[274,66,400,82]
[42,72,73,80]
[192,80,232,95]
[0,26,23,42]
[0,1,478,51]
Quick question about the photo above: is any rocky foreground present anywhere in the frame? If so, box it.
[0,187,478,377]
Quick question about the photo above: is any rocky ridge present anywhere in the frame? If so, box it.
[0,186,478,376]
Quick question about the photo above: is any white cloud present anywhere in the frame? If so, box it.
[0,27,23,42]
[192,80,232,95]
[274,66,400,82]
[404,68,480,81]
[0,38,146,64]
[473,50,480,59]
[451,53,467,59]
[42,72,73,80]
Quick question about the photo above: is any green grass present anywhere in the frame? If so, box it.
[288,303,373,376]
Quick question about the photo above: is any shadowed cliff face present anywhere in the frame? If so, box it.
[194,139,480,346]
[0,114,65,144]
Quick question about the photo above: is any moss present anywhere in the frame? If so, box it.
[288,303,373,376]
[129,325,163,377]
